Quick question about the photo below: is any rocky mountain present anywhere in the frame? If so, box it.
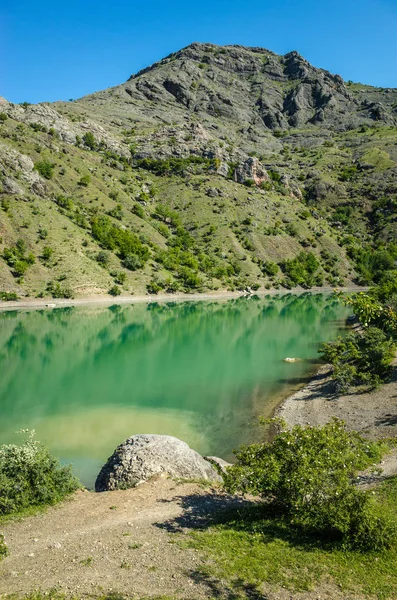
[0,43,396,299]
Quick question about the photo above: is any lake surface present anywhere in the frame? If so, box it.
[0,294,349,487]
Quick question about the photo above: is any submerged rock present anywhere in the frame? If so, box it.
[204,456,233,474]
[95,434,222,491]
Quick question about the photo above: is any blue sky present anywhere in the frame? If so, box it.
[2,0,396,104]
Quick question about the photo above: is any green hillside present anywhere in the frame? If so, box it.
[1,43,396,299]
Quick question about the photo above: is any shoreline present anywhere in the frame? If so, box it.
[277,361,397,439]
[0,285,368,312]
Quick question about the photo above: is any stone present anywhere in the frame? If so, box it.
[95,434,222,491]
[233,157,268,186]
[1,177,23,195]
[204,456,232,474]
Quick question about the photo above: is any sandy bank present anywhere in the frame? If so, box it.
[278,361,397,440]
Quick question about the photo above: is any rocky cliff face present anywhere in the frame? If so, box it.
[77,43,397,133]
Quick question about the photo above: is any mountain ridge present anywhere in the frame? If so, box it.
[0,43,396,300]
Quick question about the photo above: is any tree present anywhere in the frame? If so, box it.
[34,160,54,180]
[82,131,96,150]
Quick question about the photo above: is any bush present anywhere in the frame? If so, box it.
[3,241,35,277]
[55,195,74,210]
[115,271,126,285]
[13,260,29,277]
[42,246,53,262]
[46,281,74,299]
[78,175,90,187]
[136,155,216,177]
[0,291,18,301]
[132,203,145,219]
[262,261,278,277]
[82,131,96,150]
[0,431,79,516]
[320,327,395,392]
[177,266,202,289]
[109,285,121,296]
[354,248,396,284]
[96,250,110,267]
[147,280,163,294]
[122,253,142,271]
[223,419,394,550]
[91,215,149,266]
[34,160,54,180]
[0,534,8,560]
[279,251,320,287]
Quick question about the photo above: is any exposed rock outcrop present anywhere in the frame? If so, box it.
[0,142,44,195]
[95,434,222,492]
[233,157,268,185]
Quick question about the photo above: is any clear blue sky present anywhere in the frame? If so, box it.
[2,0,396,104]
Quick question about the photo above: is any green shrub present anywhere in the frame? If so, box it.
[0,533,8,560]
[78,175,90,187]
[177,266,202,289]
[279,251,320,288]
[96,250,110,267]
[320,326,395,392]
[223,419,393,550]
[147,280,162,294]
[355,248,396,284]
[34,160,54,180]
[13,260,29,277]
[109,285,121,296]
[46,281,74,299]
[0,291,18,301]
[136,155,216,176]
[38,227,48,240]
[115,271,126,285]
[339,165,358,181]
[0,431,79,516]
[1,198,10,212]
[132,203,145,219]
[0,113,8,122]
[91,215,149,266]
[262,261,279,277]
[107,204,124,220]
[55,195,74,210]
[82,131,96,150]
[41,246,53,262]
[3,240,35,277]
[268,170,282,183]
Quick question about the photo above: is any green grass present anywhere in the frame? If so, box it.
[185,476,397,599]
[361,148,395,170]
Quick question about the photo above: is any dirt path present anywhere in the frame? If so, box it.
[0,476,375,600]
[0,478,223,599]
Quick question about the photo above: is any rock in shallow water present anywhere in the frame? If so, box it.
[95,434,222,492]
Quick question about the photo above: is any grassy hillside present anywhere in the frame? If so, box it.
[1,43,396,300]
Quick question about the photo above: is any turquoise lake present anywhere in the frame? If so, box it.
[0,294,349,488]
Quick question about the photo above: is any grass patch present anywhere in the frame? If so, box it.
[2,593,176,600]
[187,476,397,599]
[361,148,395,170]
